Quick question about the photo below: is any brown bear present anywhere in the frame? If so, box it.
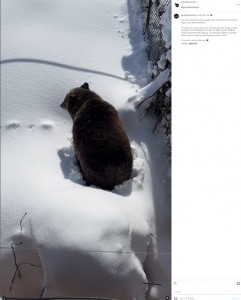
[60,83,133,190]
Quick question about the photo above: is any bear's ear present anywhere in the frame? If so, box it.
[81,82,89,90]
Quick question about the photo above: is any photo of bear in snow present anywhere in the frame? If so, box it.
[60,83,133,190]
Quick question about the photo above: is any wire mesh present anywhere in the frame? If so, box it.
[140,0,171,155]
[141,0,170,69]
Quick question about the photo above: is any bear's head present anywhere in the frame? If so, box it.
[60,82,90,119]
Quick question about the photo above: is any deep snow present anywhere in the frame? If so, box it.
[1,0,171,299]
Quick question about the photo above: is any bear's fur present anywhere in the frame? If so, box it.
[60,82,133,190]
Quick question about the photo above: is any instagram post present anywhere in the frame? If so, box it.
[1,0,241,299]
[1,0,171,299]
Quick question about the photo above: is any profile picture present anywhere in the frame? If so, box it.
[175,3,179,7]
[174,14,179,19]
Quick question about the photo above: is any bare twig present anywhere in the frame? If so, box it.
[10,242,42,291]
[11,242,23,282]
[20,213,27,231]
[136,92,156,109]
[152,121,159,133]
[9,213,42,291]
[143,282,163,286]
[150,233,160,242]
[40,286,46,297]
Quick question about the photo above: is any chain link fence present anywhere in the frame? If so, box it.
[141,0,170,69]
[140,0,171,156]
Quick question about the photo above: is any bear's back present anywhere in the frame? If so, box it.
[72,97,133,189]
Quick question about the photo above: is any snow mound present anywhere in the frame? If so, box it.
[57,143,145,192]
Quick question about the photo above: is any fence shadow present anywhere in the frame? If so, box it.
[1,58,126,81]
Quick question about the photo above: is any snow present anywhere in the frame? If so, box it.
[1,0,170,299]
[131,68,171,109]
[147,61,154,76]
[157,49,171,71]
[157,54,167,70]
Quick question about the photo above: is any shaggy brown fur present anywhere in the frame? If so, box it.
[60,83,133,190]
